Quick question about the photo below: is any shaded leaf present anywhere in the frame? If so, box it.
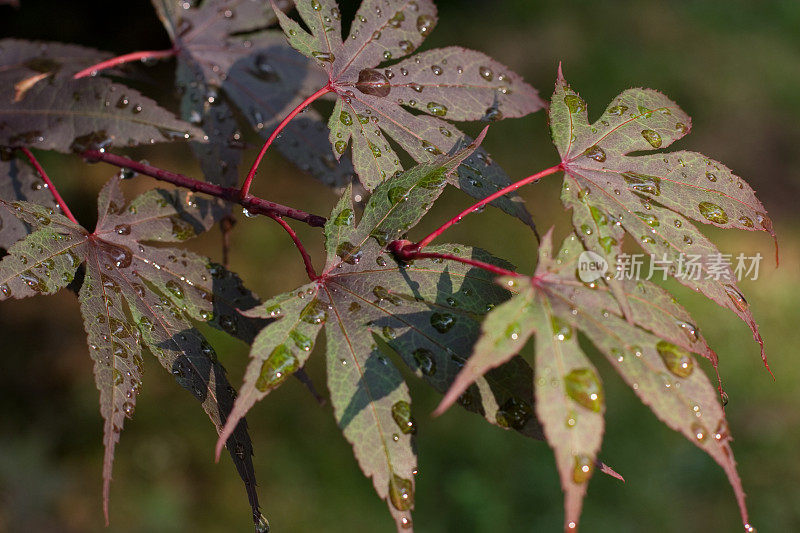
[153,0,356,189]
[0,39,203,153]
[0,177,265,524]
[440,229,750,531]
[273,0,542,226]
[551,66,773,366]
[0,153,58,250]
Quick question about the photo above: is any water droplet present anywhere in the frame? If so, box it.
[356,68,391,97]
[391,401,417,434]
[389,473,414,510]
[311,51,335,63]
[738,215,754,228]
[634,211,659,227]
[416,14,434,34]
[584,145,606,162]
[698,202,728,224]
[564,94,586,114]
[426,101,447,117]
[676,321,699,343]
[723,284,748,312]
[299,299,328,325]
[691,421,708,443]
[413,348,436,376]
[608,104,628,116]
[256,344,299,391]
[255,512,270,533]
[641,129,662,148]
[170,216,196,240]
[656,341,694,378]
[122,401,135,418]
[478,66,493,81]
[494,397,532,430]
[622,171,661,196]
[572,455,594,483]
[165,280,184,299]
[563,366,604,413]
[430,312,455,333]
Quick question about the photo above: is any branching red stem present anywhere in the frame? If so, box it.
[388,240,520,278]
[414,163,564,251]
[17,147,78,224]
[240,84,333,198]
[268,214,318,281]
[73,48,178,79]
[82,150,326,227]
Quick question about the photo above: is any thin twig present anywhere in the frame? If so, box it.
[240,84,333,198]
[17,147,78,224]
[268,214,318,281]
[82,150,326,227]
[73,48,178,79]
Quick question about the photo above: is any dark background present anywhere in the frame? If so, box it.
[1,1,799,531]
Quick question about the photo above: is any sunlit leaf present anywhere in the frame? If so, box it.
[551,66,773,366]
[440,229,749,530]
[272,0,542,227]
[0,176,266,525]
[220,134,547,531]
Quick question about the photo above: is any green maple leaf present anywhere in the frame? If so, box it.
[0,177,266,525]
[550,66,774,366]
[218,133,547,531]
[438,229,749,531]
[271,0,543,227]
[0,39,204,152]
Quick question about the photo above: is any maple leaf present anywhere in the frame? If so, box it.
[0,177,268,526]
[271,0,543,226]
[0,153,57,249]
[0,39,204,153]
[152,0,356,188]
[216,133,549,531]
[550,66,774,367]
[438,229,749,532]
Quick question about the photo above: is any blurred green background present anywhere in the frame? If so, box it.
[1,0,799,531]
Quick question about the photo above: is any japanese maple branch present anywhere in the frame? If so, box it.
[73,48,178,79]
[82,150,326,227]
[268,213,318,281]
[17,147,78,224]
[240,83,333,198]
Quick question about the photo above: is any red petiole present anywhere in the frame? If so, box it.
[239,84,333,198]
[17,147,78,224]
[268,213,318,281]
[73,48,178,79]
[387,163,564,278]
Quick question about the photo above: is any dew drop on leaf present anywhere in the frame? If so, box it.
[429,312,455,333]
[391,401,416,434]
[299,299,328,325]
[572,454,594,483]
[698,202,729,224]
[356,68,391,97]
[412,348,436,376]
[255,344,299,391]
[656,340,694,378]
[389,473,414,510]
[564,368,603,412]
